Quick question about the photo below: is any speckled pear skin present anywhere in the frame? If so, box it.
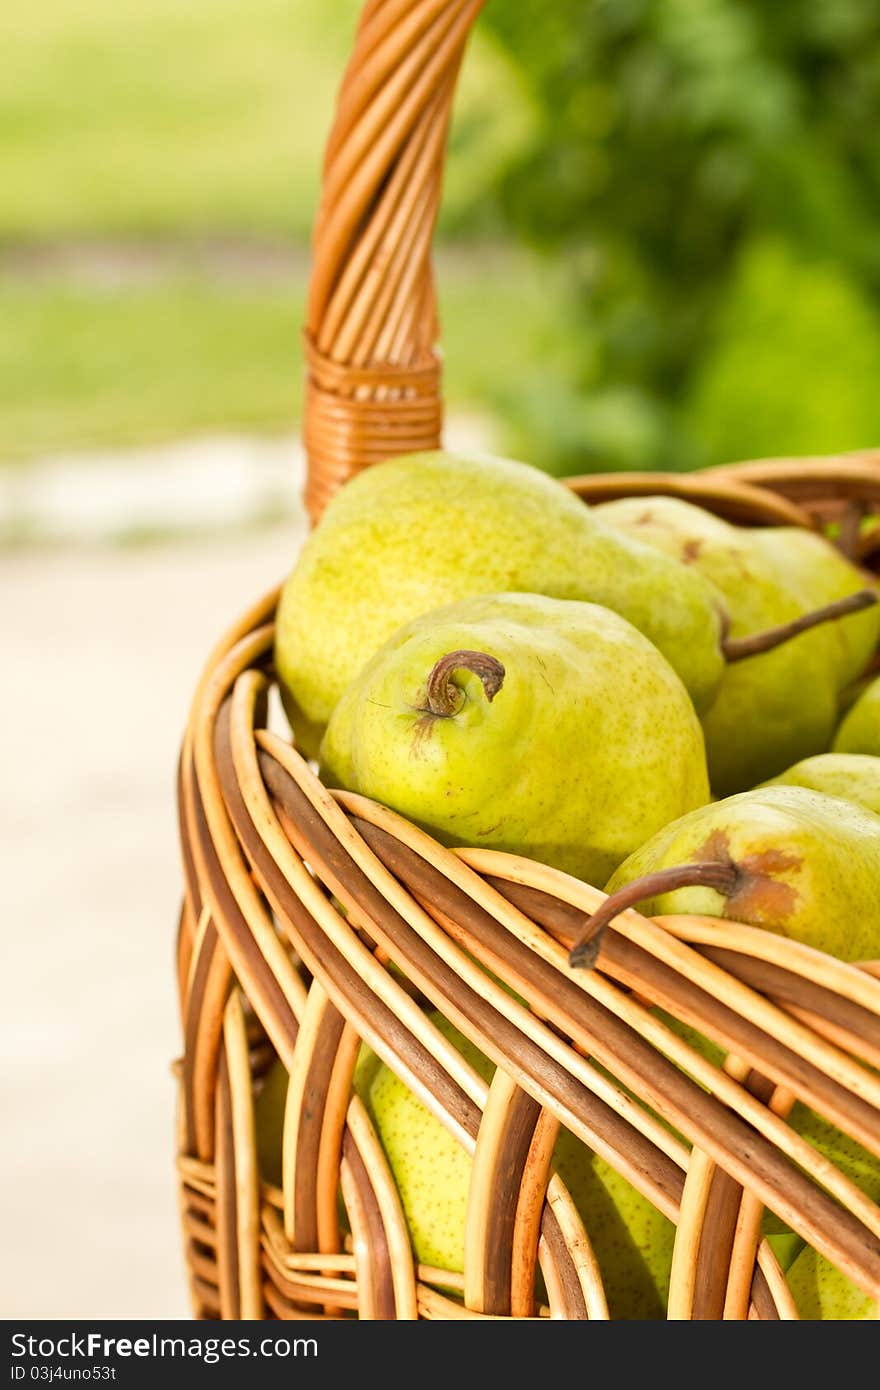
[751,527,880,690]
[786,1249,877,1319]
[319,593,710,888]
[350,1016,491,1273]
[274,452,726,752]
[593,495,739,550]
[551,1128,675,1319]
[834,674,880,757]
[354,1013,674,1317]
[595,496,841,795]
[593,499,879,691]
[654,1015,880,1261]
[605,785,880,961]
[763,753,880,816]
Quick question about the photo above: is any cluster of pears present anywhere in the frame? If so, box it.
[271,449,880,1319]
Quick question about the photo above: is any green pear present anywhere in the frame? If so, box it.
[590,786,880,963]
[786,1248,877,1319]
[319,593,710,887]
[834,674,880,757]
[762,753,880,816]
[276,453,744,752]
[254,1057,290,1187]
[751,527,880,689]
[594,497,879,691]
[352,1013,494,1273]
[594,496,873,795]
[354,1012,675,1318]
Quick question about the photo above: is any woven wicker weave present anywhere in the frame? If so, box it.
[175,0,880,1320]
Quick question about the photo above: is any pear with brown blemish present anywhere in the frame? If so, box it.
[319,592,709,888]
[576,785,880,965]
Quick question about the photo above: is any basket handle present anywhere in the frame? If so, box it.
[303,0,485,522]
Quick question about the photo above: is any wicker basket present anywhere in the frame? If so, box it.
[175,0,880,1320]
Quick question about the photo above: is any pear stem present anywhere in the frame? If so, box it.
[568,861,740,969]
[424,650,506,717]
[722,588,878,664]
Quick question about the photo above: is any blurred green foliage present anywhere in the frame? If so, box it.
[4,0,880,472]
[481,0,880,472]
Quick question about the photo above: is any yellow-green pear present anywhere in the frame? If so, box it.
[762,753,880,816]
[319,593,710,887]
[751,527,880,689]
[834,674,880,757]
[354,1012,675,1318]
[585,786,880,963]
[274,453,813,754]
[786,1248,877,1320]
[594,496,876,795]
[254,1058,290,1187]
[352,1014,493,1273]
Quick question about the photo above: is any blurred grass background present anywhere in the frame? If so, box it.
[3,0,880,474]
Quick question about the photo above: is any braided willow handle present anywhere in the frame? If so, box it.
[303,0,485,522]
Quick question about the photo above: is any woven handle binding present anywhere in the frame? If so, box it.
[303,0,485,522]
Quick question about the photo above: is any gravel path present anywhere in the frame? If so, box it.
[1,524,306,1317]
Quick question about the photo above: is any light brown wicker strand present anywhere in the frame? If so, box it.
[692,947,880,1064]
[280,982,345,1252]
[182,910,232,1161]
[302,0,486,517]
[491,877,880,1079]
[343,1099,420,1319]
[334,821,880,1284]
[465,1075,564,1316]
[251,734,688,1184]
[261,759,880,1290]
[214,1047,241,1317]
[255,743,689,1210]
[189,634,307,1071]
[225,737,492,1146]
[781,1003,880,1074]
[724,1083,798,1320]
[710,453,880,500]
[509,1109,565,1317]
[543,1173,611,1320]
[595,933,880,1145]
[565,472,814,528]
[668,1059,783,1320]
[668,1146,717,1319]
[175,901,196,1026]
[220,992,264,1318]
[457,850,880,1123]
[357,815,880,1186]
[316,1023,364,1254]
[654,914,880,1017]
[322,91,446,361]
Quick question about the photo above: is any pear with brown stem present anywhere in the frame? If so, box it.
[594,495,878,794]
[568,785,880,968]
